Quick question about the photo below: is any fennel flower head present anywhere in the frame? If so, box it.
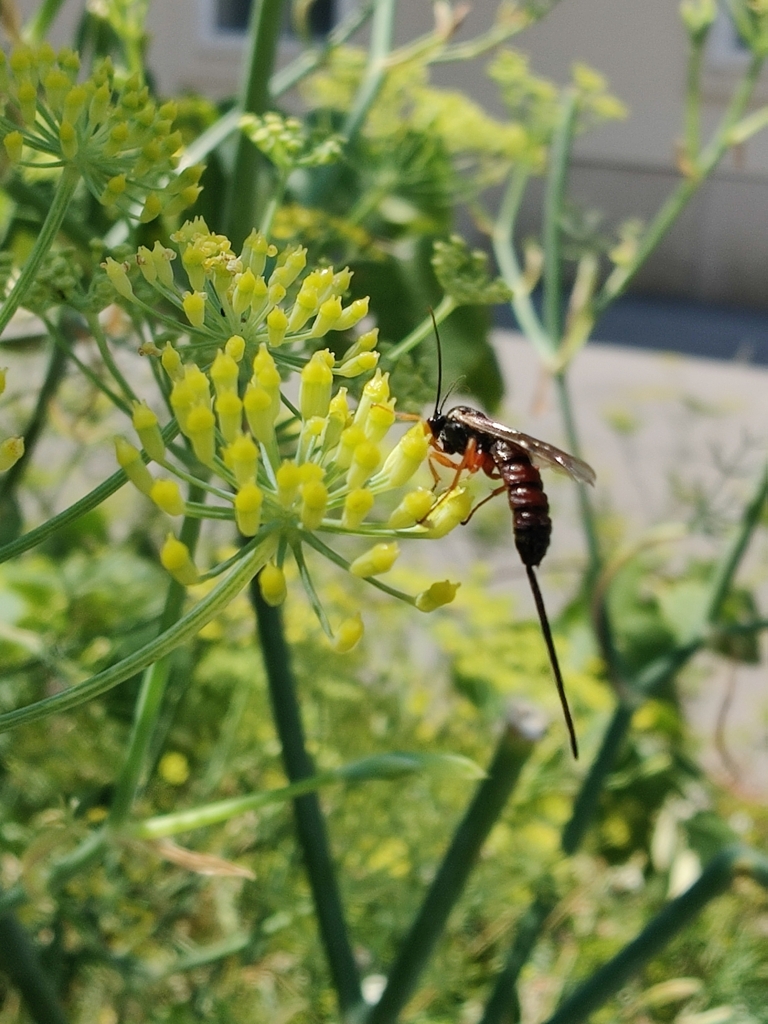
[110,220,464,651]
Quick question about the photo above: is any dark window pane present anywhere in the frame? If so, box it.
[215,0,336,36]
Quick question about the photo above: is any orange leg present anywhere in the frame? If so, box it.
[461,484,506,524]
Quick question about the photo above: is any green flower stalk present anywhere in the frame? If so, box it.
[108,223,467,649]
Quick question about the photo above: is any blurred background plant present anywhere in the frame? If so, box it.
[0,1,766,1023]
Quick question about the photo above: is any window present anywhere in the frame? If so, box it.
[213,0,337,38]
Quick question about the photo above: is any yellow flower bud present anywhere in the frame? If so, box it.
[243,384,276,446]
[18,81,37,125]
[259,562,287,606]
[310,296,342,337]
[3,131,23,163]
[267,305,288,347]
[158,751,190,785]
[63,84,87,123]
[276,460,302,507]
[170,379,194,434]
[287,285,318,332]
[232,267,257,315]
[380,423,430,488]
[103,257,133,300]
[354,369,390,426]
[241,229,273,277]
[216,391,243,443]
[89,81,110,124]
[342,488,375,529]
[235,480,263,536]
[349,542,400,578]
[182,291,207,329]
[425,487,473,538]
[415,580,461,612]
[186,405,216,465]
[131,400,165,462]
[299,350,333,420]
[0,436,24,472]
[160,534,199,585]
[336,351,379,378]
[0,368,6,396]
[334,424,365,470]
[114,436,153,494]
[250,275,268,316]
[161,342,184,382]
[332,613,364,653]
[136,245,157,284]
[331,266,353,294]
[300,479,329,530]
[210,349,239,395]
[364,401,396,444]
[347,440,381,490]
[223,433,259,485]
[388,487,434,528]
[225,334,245,362]
[324,388,350,451]
[333,296,369,332]
[184,363,211,404]
[139,193,163,223]
[267,282,286,308]
[151,478,186,516]
[269,246,307,290]
[151,241,175,288]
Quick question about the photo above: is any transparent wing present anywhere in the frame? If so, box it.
[448,406,596,486]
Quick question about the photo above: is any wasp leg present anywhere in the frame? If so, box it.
[461,484,506,525]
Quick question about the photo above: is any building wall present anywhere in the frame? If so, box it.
[14,0,768,307]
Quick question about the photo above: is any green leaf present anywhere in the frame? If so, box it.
[709,588,761,664]
[431,235,512,306]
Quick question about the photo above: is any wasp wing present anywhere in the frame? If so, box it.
[447,406,596,486]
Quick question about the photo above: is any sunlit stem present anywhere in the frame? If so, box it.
[383,293,456,364]
[542,89,578,346]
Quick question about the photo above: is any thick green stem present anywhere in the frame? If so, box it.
[108,507,202,828]
[251,583,362,1018]
[596,53,764,314]
[479,888,557,1024]
[382,294,456,365]
[545,846,768,1024]
[561,703,633,856]
[685,41,705,160]
[0,911,69,1024]
[542,91,578,345]
[492,169,552,362]
[367,709,542,1024]
[224,0,288,248]
[308,0,397,205]
[0,166,80,339]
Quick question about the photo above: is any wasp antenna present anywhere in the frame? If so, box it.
[525,565,579,759]
[429,306,443,420]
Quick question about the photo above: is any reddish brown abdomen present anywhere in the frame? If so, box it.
[491,440,551,567]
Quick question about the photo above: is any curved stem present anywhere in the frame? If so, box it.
[492,168,552,361]
[0,536,275,733]
[383,294,456,365]
[0,166,80,339]
[251,583,362,1018]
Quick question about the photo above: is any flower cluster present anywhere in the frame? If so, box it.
[110,223,465,650]
[0,45,202,221]
[240,112,343,171]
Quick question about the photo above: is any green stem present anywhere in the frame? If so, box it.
[0,166,80,339]
[492,168,552,362]
[0,912,69,1024]
[542,91,578,345]
[0,337,68,506]
[308,0,397,205]
[86,311,138,405]
[596,52,765,314]
[251,583,362,1018]
[0,536,274,733]
[479,887,557,1024]
[0,421,179,566]
[703,460,768,623]
[108,506,202,828]
[224,0,288,248]
[367,709,542,1024]
[545,846,768,1024]
[560,703,633,856]
[382,294,456,365]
